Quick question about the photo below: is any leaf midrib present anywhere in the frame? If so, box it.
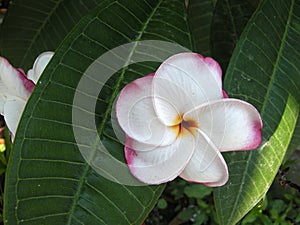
[223,152,253,225]
[259,0,294,116]
[66,1,164,224]
[19,0,62,67]
[224,0,238,45]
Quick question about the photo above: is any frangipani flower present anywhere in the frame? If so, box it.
[0,52,54,138]
[117,53,262,186]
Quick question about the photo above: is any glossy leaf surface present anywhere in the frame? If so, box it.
[187,0,217,55]
[214,0,300,224]
[4,0,192,224]
[211,0,257,70]
[0,0,103,70]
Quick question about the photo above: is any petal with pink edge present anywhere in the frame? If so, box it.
[184,99,262,152]
[117,74,179,146]
[125,128,195,184]
[3,97,26,136]
[180,129,228,187]
[125,135,167,152]
[27,51,54,84]
[222,90,229,98]
[153,53,223,126]
[0,57,34,100]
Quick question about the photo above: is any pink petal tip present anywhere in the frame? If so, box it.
[222,90,229,98]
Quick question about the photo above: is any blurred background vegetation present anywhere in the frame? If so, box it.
[146,160,300,225]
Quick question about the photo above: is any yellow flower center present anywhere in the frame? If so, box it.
[172,114,198,137]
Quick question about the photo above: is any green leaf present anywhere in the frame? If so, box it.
[211,0,258,70]
[187,0,258,67]
[4,0,193,224]
[184,184,212,199]
[217,95,298,225]
[187,0,217,55]
[157,199,168,209]
[178,207,195,221]
[215,0,300,224]
[0,0,104,70]
[283,117,300,162]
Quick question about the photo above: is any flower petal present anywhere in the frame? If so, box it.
[184,99,262,151]
[3,97,26,136]
[153,53,223,126]
[27,51,54,84]
[0,57,34,100]
[0,96,4,114]
[117,74,179,146]
[222,90,229,98]
[125,128,195,184]
[180,129,228,187]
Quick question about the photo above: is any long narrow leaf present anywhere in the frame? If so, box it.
[4,0,193,224]
[187,0,217,55]
[214,0,300,224]
[0,0,104,70]
[211,0,257,70]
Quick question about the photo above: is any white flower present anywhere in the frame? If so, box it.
[116,53,262,186]
[0,52,54,138]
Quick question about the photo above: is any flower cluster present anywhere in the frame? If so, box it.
[0,52,53,139]
[116,53,262,186]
